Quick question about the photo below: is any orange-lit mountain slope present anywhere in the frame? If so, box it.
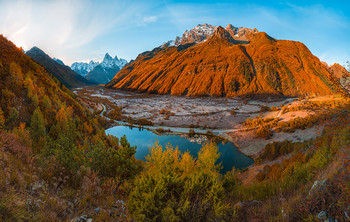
[107,25,343,98]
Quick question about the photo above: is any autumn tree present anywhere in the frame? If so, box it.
[87,135,140,182]
[0,89,15,112]
[6,107,19,129]
[30,108,46,152]
[42,95,52,110]
[0,108,5,131]
[10,62,23,81]
[31,94,39,109]
[128,142,226,221]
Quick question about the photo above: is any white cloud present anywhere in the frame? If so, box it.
[0,1,348,66]
[0,0,151,64]
[143,16,157,23]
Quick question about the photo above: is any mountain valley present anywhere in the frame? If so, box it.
[0,18,349,222]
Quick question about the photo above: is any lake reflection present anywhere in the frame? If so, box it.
[106,126,254,173]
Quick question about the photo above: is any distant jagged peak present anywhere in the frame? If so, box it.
[103,53,113,61]
[100,52,127,69]
[210,26,236,43]
[71,60,100,77]
[190,23,217,36]
[89,60,98,65]
[161,23,259,48]
[179,23,217,45]
[71,53,128,77]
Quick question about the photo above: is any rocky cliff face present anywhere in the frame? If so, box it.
[71,60,100,77]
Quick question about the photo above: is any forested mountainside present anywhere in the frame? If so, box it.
[0,35,140,220]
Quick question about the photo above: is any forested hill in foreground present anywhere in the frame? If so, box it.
[107,25,344,98]
[0,35,141,220]
[0,36,86,122]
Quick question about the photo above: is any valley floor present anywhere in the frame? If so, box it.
[74,86,339,158]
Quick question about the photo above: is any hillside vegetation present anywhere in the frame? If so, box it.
[0,35,141,221]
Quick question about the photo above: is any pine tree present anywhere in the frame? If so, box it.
[42,95,52,110]
[6,107,19,129]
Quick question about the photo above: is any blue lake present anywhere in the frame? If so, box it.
[106,126,254,173]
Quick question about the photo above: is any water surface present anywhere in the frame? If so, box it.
[106,125,254,173]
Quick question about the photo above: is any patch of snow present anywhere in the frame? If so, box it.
[71,53,128,76]
[100,53,128,69]
[71,60,99,76]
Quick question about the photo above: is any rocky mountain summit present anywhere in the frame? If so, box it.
[71,60,100,77]
[83,53,128,84]
[71,53,127,84]
[162,23,259,47]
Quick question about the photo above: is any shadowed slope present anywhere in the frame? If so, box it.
[26,47,93,88]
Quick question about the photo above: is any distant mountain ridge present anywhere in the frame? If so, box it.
[26,47,92,89]
[71,60,100,77]
[107,24,344,98]
[82,53,128,84]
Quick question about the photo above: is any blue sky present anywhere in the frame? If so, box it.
[0,0,349,66]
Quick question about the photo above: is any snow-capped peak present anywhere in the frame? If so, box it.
[192,24,217,36]
[100,53,127,69]
[71,60,100,77]
[161,23,259,48]
[88,60,97,66]
[71,53,128,77]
